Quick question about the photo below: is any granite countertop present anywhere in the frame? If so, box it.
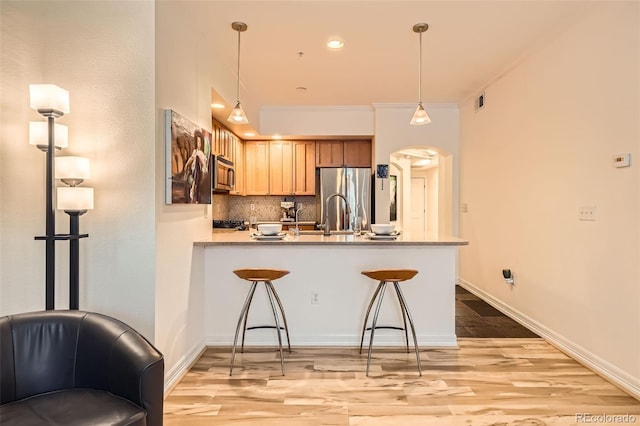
[195,230,468,246]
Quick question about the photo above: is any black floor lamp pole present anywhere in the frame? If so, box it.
[67,211,88,310]
[35,109,64,310]
[69,213,79,310]
[45,114,57,310]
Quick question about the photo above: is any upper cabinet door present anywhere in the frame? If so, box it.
[293,141,315,195]
[315,141,344,167]
[245,141,270,195]
[229,137,244,195]
[343,140,372,167]
[269,141,294,195]
[316,140,372,167]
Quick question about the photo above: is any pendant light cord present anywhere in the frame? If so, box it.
[236,28,241,103]
[418,30,422,104]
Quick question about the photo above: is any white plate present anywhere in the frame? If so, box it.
[370,231,401,236]
[251,232,287,240]
[365,233,398,240]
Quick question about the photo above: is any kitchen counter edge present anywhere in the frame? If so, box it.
[194,231,468,246]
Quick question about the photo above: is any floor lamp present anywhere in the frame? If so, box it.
[30,84,70,310]
[30,84,94,310]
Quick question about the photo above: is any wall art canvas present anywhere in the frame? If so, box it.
[165,110,212,204]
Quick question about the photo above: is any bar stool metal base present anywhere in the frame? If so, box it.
[230,269,291,376]
[359,269,422,376]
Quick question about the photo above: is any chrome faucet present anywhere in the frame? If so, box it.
[294,206,302,236]
[323,193,351,236]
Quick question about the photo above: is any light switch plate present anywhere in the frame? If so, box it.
[579,205,596,221]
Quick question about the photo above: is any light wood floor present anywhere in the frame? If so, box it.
[164,339,640,425]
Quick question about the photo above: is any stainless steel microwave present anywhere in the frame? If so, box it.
[212,155,235,192]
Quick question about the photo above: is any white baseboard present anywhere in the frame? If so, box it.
[458,279,640,400]
[163,339,207,395]
[205,333,458,348]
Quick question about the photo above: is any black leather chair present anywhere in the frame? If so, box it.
[0,310,164,426]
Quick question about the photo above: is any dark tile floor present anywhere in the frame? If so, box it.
[455,285,539,338]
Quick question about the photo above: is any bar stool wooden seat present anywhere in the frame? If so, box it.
[230,268,291,376]
[359,269,422,376]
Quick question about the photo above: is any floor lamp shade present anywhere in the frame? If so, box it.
[29,84,70,114]
[29,122,69,149]
[57,187,94,211]
[56,156,90,183]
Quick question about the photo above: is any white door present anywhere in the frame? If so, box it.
[410,177,426,239]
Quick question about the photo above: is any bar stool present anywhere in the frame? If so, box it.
[359,269,421,376]
[230,268,291,376]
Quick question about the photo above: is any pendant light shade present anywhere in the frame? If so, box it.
[229,101,248,124]
[410,23,431,126]
[228,22,249,125]
[410,103,431,125]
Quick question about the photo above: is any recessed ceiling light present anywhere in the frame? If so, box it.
[414,159,432,167]
[272,134,282,140]
[244,132,255,137]
[327,39,344,49]
[211,103,225,109]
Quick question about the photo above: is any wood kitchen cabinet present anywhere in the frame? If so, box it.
[244,141,270,195]
[245,140,315,196]
[229,137,244,195]
[269,141,294,195]
[343,140,372,167]
[293,141,315,195]
[211,120,240,163]
[315,141,344,167]
[211,118,245,195]
[315,140,371,167]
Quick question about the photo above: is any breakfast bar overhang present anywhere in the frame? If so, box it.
[195,232,468,347]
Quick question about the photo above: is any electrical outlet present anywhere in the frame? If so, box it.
[250,203,255,211]
[311,291,320,304]
[579,205,597,221]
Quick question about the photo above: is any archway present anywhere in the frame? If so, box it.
[390,146,453,239]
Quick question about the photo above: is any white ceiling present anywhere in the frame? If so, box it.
[198,1,595,136]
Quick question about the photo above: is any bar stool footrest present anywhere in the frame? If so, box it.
[365,325,405,332]
[246,325,287,331]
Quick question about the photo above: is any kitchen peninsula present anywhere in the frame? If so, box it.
[195,231,468,347]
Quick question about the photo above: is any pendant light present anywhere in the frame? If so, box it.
[410,23,431,126]
[228,21,249,124]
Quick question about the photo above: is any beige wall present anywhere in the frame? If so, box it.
[0,1,157,338]
[459,2,639,392]
[154,0,223,386]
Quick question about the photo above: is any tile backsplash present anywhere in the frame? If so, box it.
[214,195,317,223]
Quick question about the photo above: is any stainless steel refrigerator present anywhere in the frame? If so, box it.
[317,168,372,231]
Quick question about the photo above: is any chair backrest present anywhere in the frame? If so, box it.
[1,310,164,425]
